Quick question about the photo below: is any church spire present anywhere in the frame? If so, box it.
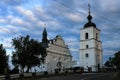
[83,0,96,28]
[42,24,48,47]
[87,0,92,22]
[42,27,47,40]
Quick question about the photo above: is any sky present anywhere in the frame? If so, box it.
[0,0,120,67]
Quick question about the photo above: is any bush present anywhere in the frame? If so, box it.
[32,72,36,76]
[54,69,59,74]
[10,68,19,74]
[5,74,10,80]
[19,73,24,78]
[65,70,68,73]
[44,71,48,75]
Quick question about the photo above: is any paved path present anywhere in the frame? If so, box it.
[40,73,114,80]
[0,73,114,80]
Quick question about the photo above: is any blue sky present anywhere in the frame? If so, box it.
[0,0,120,67]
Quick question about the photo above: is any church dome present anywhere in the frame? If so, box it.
[84,22,96,28]
[84,13,96,28]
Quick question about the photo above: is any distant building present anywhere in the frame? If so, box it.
[80,4,103,72]
[41,28,73,73]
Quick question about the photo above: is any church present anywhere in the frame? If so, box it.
[80,4,103,72]
[40,27,73,73]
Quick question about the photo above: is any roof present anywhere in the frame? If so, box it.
[83,13,96,28]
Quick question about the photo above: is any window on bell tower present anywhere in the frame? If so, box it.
[96,33,98,40]
[85,53,89,58]
[86,45,89,48]
[85,33,89,39]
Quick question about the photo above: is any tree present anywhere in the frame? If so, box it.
[112,51,120,70]
[111,51,120,79]
[12,35,47,73]
[0,44,9,75]
[104,61,111,67]
[104,57,113,67]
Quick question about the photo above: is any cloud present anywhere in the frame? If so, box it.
[14,6,37,22]
[33,5,52,21]
[103,50,115,56]
[0,0,28,6]
[47,20,66,31]
[103,40,120,50]
[0,37,12,49]
[0,0,28,16]
[98,0,120,12]
[0,27,10,33]
[0,18,7,23]
[0,0,119,65]
[63,12,84,23]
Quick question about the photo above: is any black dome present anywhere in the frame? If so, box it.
[83,14,96,28]
[84,22,96,28]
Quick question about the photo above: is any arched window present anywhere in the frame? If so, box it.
[85,33,89,39]
[86,45,89,48]
[96,33,98,40]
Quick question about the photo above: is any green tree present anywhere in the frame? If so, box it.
[111,51,120,80]
[104,61,111,67]
[12,35,47,73]
[112,51,120,70]
[104,57,113,67]
[0,44,9,75]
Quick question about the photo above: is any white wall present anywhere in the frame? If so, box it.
[44,35,73,73]
[80,27,103,72]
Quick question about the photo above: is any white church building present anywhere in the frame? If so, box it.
[45,35,73,73]
[80,5,103,72]
[38,28,74,73]
[27,28,74,73]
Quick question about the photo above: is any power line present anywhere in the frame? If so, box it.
[53,0,85,15]
[91,8,120,26]
[53,0,120,26]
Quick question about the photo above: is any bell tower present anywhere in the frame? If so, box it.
[80,2,103,72]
